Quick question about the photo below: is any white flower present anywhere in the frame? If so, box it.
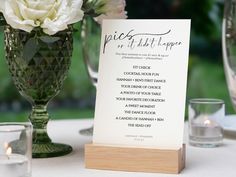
[0,0,84,35]
[95,0,127,24]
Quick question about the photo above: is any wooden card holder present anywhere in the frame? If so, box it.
[85,144,185,174]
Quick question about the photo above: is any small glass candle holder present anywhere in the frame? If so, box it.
[0,123,32,177]
[188,98,224,147]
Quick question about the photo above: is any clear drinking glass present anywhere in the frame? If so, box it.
[222,0,236,111]
[79,17,101,136]
[0,123,32,177]
[188,99,224,147]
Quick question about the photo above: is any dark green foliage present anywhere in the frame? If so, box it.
[176,0,223,40]
[126,0,223,59]
[0,13,6,26]
[126,0,223,40]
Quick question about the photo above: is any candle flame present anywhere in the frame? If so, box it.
[6,147,12,156]
[3,142,12,159]
[4,142,12,156]
[204,119,211,126]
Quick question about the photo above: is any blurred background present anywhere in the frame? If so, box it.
[0,0,232,122]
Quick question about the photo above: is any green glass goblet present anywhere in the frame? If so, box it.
[4,26,73,158]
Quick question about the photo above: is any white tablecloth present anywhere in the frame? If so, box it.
[32,119,236,177]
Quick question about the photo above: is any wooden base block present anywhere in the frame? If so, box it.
[85,144,185,174]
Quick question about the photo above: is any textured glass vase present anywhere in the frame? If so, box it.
[4,26,73,158]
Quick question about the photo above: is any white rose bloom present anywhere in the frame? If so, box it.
[95,0,127,24]
[0,0,84,35]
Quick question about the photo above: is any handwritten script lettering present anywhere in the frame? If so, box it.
[103,29,177,54]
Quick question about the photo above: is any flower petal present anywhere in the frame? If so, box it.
[39,0,61,21]
[42,18,68,35]
[16,0,49,22]
[66,0,84,24]
[95,0,127,24]
[26,0,57,10]
[3,1,37,32]
[41,0,84,35]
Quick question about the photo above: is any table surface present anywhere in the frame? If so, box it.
[32,119,236,177]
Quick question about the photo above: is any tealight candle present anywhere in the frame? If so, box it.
[188,99,224,147]
[0,146,28,177]
[0,123,32,177]
[191,118,222,138]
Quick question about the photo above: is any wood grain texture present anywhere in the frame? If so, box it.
[85,144,185,174]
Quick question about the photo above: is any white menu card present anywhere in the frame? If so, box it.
[93,20,191,150]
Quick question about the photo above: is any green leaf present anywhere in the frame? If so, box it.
[23,38,39,63]
[0,13,6,26]
[39,36,60,43]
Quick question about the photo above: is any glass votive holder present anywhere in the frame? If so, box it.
[188,98,224,147]
[0,123,32,177]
